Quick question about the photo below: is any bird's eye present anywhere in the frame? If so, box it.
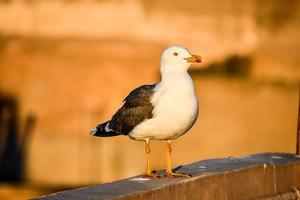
[173,52,178,56]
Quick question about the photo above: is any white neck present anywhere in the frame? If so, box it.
[160,62,190,82]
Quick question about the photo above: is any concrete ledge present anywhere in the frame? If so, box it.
[34,153,300,200]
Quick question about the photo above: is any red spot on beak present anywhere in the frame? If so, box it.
[196,58,201,63]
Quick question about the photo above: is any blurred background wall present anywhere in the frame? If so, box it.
[0,0,299,199]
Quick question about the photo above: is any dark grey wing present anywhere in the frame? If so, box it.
[108,84,156,135]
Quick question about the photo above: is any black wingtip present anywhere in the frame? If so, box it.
[90,122,120,137]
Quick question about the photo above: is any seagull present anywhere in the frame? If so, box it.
[90,45,201,178]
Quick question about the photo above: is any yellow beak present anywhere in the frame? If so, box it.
[184,54,202,63]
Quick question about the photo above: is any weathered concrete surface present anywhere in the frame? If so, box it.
[34,153,300,200]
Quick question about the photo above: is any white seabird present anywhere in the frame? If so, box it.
[90,45,202,178]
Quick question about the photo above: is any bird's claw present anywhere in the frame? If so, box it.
[166,172,192,178]
[143,171,164,179]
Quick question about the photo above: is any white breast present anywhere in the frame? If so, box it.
[129,73,199,141]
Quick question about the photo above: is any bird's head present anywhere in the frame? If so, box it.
[160,45,202,73]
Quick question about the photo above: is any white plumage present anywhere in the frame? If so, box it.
[130,45,199,141]
[130,71,198,140]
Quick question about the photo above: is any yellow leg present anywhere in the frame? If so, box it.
[166,140,191,178]
[144,139,162,178]
[145,139,152,176]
